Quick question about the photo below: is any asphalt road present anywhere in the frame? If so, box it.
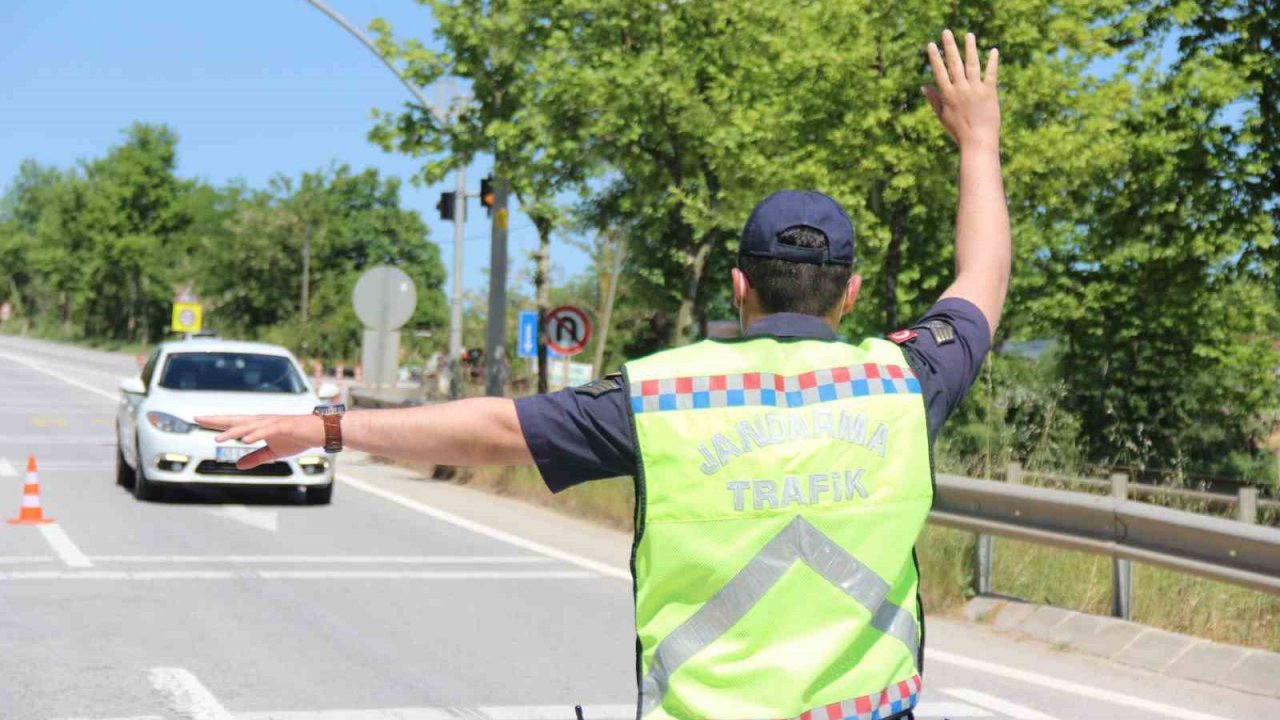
[0,334,1276,720]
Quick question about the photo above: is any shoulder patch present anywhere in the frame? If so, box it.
[574,373,623,398]
[926,319,957,346]
[887,329,918,345]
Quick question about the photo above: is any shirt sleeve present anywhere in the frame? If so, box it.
[513,378,637,493]
[897,297,992,442]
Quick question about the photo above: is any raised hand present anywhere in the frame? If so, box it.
[923,30,1000,150]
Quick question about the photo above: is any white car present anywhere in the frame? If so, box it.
[116,339,340,504]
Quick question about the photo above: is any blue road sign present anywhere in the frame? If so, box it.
[517,310,561,360]
[518,311,538,358]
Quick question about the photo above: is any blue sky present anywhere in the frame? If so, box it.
[0,0,590,300]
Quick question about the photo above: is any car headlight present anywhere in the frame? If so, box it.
[146,411,195,434]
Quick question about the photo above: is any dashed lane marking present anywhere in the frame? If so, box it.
[208,504,278,532]
[149,667,233,720]
[0,435,115,445]
[944,688,1056,719]
[0,555,54,564]
[337,473,631,581]
[0,569,598,580]
[930,648,1235,720]
[0,351,117,401]
[0,457,14,477]
[37,523,93,568]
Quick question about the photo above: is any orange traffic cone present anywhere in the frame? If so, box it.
[8,455,53,525]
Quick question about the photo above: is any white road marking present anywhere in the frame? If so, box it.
[207,504,278,532]
[89,554,553,564]
[915,701,994,718]
[0,555,55,564]
[0,351,117,401]
[0,435,115,444]
[0,457,15,477]
[943,688,1056,719]
[51,716,164,720]
[338,473,630,581]
[929,649,1235,720]
[37,523,93,567]
[148,667,233,720]
[0,569,596,580]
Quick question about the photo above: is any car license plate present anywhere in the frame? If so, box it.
[216,446,253,463]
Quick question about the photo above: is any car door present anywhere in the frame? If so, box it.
[119,349,160,466]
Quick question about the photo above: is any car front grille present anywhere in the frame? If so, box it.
[194,461,293,478]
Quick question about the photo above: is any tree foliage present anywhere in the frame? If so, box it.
[369,0,1278,479]
[0,127,447,363]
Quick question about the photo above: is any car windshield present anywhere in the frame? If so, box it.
[158,352,307,394]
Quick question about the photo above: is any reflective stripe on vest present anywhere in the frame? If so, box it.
[625,336,933,720]
[639,515,919,715]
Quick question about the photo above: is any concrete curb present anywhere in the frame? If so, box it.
[965,596,1280,699]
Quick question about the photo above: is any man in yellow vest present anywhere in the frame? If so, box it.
[201,28,1008,720]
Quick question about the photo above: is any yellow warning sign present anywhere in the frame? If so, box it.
[495,207,509,231]
[171,302,203,333]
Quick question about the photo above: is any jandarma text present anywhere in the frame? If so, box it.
[698,408,889,476]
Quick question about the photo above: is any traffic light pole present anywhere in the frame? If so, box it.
[484,177,510,397]
[447,166,466,399]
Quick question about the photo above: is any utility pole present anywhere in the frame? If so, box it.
[485,177,510,397]
[448,167,466,399]
[300,227,311,323]
[591,234,626,376]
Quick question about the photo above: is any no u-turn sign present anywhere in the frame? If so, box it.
[545,306,591,356]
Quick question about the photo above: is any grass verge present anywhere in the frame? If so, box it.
[441,465,1279,653]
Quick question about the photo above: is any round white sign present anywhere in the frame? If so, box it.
[353,265,417,331]
[546,305,592,356]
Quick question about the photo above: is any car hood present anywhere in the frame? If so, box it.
[146,389,317,421]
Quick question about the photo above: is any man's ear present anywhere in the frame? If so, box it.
[731,267,751,309]
[841,274,863,314]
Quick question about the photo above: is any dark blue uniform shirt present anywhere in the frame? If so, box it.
[515,298,990,493]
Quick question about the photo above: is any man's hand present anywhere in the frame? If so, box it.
[923,30,1000,150]
[927,29,1011,339]
[196,414,324,470]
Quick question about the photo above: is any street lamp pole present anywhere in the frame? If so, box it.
[300,0,466,397]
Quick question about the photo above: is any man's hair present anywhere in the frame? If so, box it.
[738,226,852,316]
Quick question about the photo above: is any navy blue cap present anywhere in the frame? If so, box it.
[739,190,855,266]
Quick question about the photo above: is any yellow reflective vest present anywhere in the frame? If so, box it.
[623,335,933,719]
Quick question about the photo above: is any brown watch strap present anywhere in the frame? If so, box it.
[321,413,343,453]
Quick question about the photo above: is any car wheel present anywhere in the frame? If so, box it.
[132,442,163,502]
[116,444,136,489]
[305,483,333,505]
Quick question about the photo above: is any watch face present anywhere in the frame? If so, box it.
[314,403,346,417]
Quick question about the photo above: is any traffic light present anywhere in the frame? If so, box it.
[480,176,495,216]
[437,191,457,222]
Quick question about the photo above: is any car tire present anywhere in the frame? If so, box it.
[115,441,136,489]
[305,482,333,505]
[132,443,163,502]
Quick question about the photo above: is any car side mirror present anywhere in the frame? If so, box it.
[120,376,147,395]
[316,382,340,401]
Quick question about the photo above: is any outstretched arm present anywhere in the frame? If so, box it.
[197,398,532,470]
[923,29,1010,339]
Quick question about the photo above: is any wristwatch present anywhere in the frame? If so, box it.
[312,403,346,453]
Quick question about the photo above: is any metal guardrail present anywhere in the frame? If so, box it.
[1005,462,1279,521]
[929,474,1280,617]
